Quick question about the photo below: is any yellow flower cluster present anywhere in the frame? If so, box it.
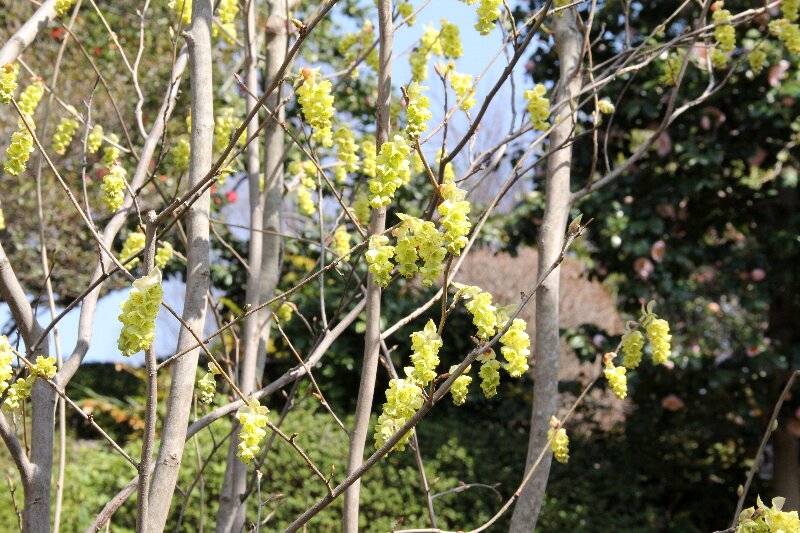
[333,225,351,258]
[369,135,411,208]
[0,63,18,103]
[101,163,127,212]
[736,496,800,533]
[458,285,497,340]
[784,0,799,22]
[297,68,335,147]
[52,113,80,155]
[32,355,57,379]
[712,4,735,52]
[548,416,570,464]
[398,1,416,25]
[409,21,463,82]
[645,317,671,365]
[597,98,615,115]
[168,0,192,27]
[339,20,379,75]
[353,189,371,225]
[438,177,472,255]
[117,268,163,357]
[449,68,477,111]
[499,319,530,377]
[121,231,145,267]
[361,140,377,178]
[603,354,627,400]
[277,302,293,324]
[5,378,32,410]
[661,51,686,86]
[213,0,238,43]
[102,133,120,168]
[236,399,270,464]
[449,364,472,406]
[474,0,502,35]
[87,124,103,155]
[770,18,800,55]
[374,377,423,451]
[405,82,431,139]
[365,235,395,287]
[197,362,221,404]
[214,106,241,152]
[18,81,44,116]
[406,319,442,387]
[477,350,501,398]
[440,20,463,59]
[525,84,550,130]
[334,126,359,183]
[55,0,75,16]
[173,135,190,173]
[0,336,14,395]
[4,124,34,176]
[0,208,4,230]
[289,160,318,216]
[748,43,767,75]
[622,330,644,369]
[155,241,174,269]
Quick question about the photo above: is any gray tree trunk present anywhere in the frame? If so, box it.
[509,7,583,532]
[145,1,213,530]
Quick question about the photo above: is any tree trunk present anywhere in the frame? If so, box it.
[146,1,213,530]
[509,8,583,532]
[773,425,800,510]
[342,1,393,531]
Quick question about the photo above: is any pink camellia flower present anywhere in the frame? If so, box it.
[750,268,766,282]
[707,302,721,314]
[634,257,654,279]
[226,190,239,203]
[662,394,685,411]
[651,240,666,263]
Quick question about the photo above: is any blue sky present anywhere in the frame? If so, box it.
[1,0,534,365]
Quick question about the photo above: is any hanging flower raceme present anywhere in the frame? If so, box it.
[101,163,128,213]
[474,0,502,35]
[499,319,530,377]
[155,241,174,269]
[32,355,57,379]
[52,110,80,155]
[477,350,501,398]
[448,67,477,111]
[0,63,18,103]
[769,18,800,55]
[102,133,121,168]
[117,268,163,357]
[784,0,799,22]
[297,68,335,147]
[334,126,359,183]
[645,317,672,365]
[277,302,294,324]
[525,84,550,130]
[439,20,463,59]
[405,82,432,139]
[197,362,221,404]
[748,43,767,74]
[394,215,420,278]
[214,106,242,152]
[120,231,145,268]
[398,1,416,25]
[409,25,443,82]
[4,122,34,176]
[168,0,193,26]
[4,377,33,410]
[416,220,447,287]
[622,330,644,369]
[0,336,14,394]
[603,353,627,400]
[711,3,735,67]
[365,235,395,287]
[361,140,377,178]
[173,135,190,173]
[288,160,318,216]
[17,81,44,116]
[548,416,570,464]
[87,124,103,155]
[339,20,379,75]
[333,225,351,258]
[353,189,371,226]
[373,377,424,451]
[449,364,472,405]
[236,399,270,464]
[458,285,497,341]
[369,135,411,208]
[213,0,238,43]
[597,98,615,115]
[406,320,442,387]
[438,177,471,255]
[736,496,800,532]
